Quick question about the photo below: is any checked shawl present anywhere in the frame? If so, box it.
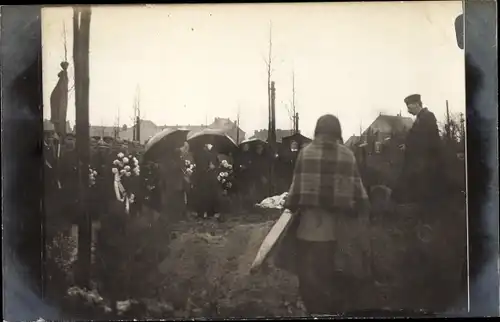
[284,138,369,215]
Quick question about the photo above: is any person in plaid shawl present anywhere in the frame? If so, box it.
[282,114,371,315]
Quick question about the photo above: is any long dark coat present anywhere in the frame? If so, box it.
[398,108,443,203]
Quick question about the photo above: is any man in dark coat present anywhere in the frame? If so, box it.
[191,143,220,218]
[235,143,254,208]
[251,144,270,203]
[58,134,79,225]
[394,94,443,204]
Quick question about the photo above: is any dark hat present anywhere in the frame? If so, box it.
[404,94,421,104]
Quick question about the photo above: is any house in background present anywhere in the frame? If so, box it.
[348,113,413,153]
[349,113,413,189]
[250,129,294,142]
[345,135,361,148]
[89,125,116,138]
[207,117,245,143]
[119,120,160,144]
[121,117,246,145]
[159,117,245,144]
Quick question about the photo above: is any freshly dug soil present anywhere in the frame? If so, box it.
[157,218,305,319]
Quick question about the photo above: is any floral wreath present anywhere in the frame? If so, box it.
[217,159,234,195]
[89,167,98,187]
[183,159,196,179]
[111,152,140,214]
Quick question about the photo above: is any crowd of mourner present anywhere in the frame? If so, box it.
[43,129,306,224]
[43,93,459,229]
[42,93,466,315]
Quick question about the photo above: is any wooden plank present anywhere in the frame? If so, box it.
[249,209,294,274]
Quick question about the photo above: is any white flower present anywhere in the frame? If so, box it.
[124,165,131,171]
[227,182,232,188]
[112,168,118,174]
[113,160,120,165]
[222,179,226,183]
[123,157,129,164]
[118,152,124,158]
[217,175,221,181]
[129,155,133,159]
[228,165,233,170]
[125,172,131,177]
[93,171,97,176]
[120,169,126,175]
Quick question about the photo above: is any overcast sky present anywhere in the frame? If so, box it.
[42,2,464,139]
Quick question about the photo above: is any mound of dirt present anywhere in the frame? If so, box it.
[157,220,305,318]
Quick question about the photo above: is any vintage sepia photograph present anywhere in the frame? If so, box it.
[41,2,467,318]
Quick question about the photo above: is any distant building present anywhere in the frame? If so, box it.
[349,113,413,151]
[208,117,245,143]
[363,113,413,141]
[120,117,246,145]
[345,135,361,148]
[119,120,160,144]
[89,125,116,138]
[250,129,294,142]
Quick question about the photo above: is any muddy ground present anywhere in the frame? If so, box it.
[47,203,467,319]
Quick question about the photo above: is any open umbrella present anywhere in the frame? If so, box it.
[143,128,190,161]
[187,128,237,154]
[239,137,268,148]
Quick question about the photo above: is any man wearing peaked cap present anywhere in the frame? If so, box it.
[393,93,443,204]
[404,94,421,105]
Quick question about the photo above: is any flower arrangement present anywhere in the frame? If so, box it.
[89,167,98,187]
[184,159,196,177]
[111,152,141,213]
[217,159,234,195]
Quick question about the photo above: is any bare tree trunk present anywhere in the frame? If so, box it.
[266,22,273,143]
[74,5,92,289]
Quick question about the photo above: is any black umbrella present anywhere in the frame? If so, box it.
[239,137,268,148]
[187,128,237,154]
[143,128,190,161]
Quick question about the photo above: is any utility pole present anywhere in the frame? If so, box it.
[236,106,241,144]
[295,112,299,134]
[73,5,92,289]
[264,21,273,144]
[270,81,277,146]
[269,81,277,196]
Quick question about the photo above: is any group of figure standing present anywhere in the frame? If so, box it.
[276,93,452,315]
